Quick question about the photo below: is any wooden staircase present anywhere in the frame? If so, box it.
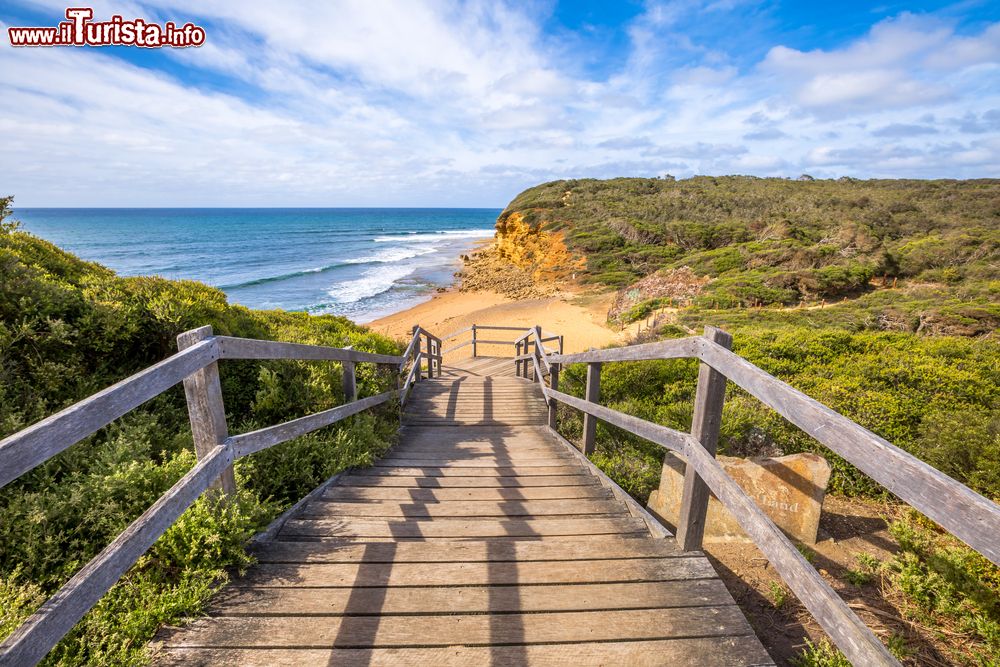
[10,323,991,665]
[152,357,774,666]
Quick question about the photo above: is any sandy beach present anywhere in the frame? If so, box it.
[366,279,627,356]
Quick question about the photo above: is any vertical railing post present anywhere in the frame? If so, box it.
[471,324,478,358]
[411,325,421,384]
[342,346,357,403]
[533,325,543,383]
[676,326,732,551]
[177,325,236,496]
[582,361,601,455]
[514,340,522,377]
[548,362,560,429]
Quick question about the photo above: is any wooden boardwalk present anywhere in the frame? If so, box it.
[153,357,773,666]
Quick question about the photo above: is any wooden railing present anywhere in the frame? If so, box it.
[439,323,561,359]
[0,326,404,666]
[398,325,442,404]
[5,320,999,666]
[511,324,1000,667]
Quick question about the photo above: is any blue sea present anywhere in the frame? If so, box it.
[13,208,500,322]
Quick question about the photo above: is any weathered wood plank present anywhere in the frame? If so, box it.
[280,516,648,539]
[698,338,1000,568]
[208,579,733,616]
[370,457,573,468]
[217,336,401,364]
[251,537,683,563]
[323,485,612,501]
[547,388,690,454]
[676,326,731,551]
[352,465,585,477]
[0,337,217,490]
[227,555,715,588]
[384,446,568,458]
[228,392,393,458]
[337,474,603,488]
[154,636,775,667]
[551,336,701,365]
[302,498,627,518]
[581,362,601,455]
[162,606,754,648]
[0,446,230,667]
[177,327,235,495]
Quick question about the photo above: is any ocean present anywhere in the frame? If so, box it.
[13,208,500,322]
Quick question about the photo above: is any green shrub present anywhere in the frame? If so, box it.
[0,198,402,664]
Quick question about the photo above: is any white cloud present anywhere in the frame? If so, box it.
[0,3,998,206]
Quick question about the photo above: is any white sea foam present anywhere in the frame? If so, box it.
[343,244,438,264]
[328,264,415,304]
[372,229,493,243]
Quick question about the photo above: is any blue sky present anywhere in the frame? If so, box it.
[1,0,998,207]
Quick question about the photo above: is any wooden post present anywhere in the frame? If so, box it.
[558,335,564,354]
[676,326,732,551]
[582,362,601,455]
[548,362,560,429]
[411,326,420,384]
[342,359,357,403]
[533,325,543,383]
[177,326,236,495]
[514,341,522,377]
[471,324,477,358]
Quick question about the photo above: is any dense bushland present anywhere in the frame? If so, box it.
[0,197,401,665]
[502,176,1000,334]
[510,177,1000,664]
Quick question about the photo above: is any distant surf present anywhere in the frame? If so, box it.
[14,208,499,321]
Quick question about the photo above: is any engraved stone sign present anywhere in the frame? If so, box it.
[647,452,832,544]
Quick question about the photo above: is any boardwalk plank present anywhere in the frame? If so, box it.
[153,357,770,666]
[208,579,734,615]
[228,556,717,587]
[303,498,626,518]
[155,637,775,667]
[163,606,755,648]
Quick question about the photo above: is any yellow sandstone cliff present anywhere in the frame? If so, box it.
[494,211,584,283]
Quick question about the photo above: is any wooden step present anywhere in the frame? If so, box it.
[299,498,627,518]
[280,516,649,539]
[160,606,755,648]
[336,474,603,488]
[352,465,584,477]
[155,636,775,667]
[208,579,733,616]
[323,486,612,501]
[251,537,683,563]
[228,555,716,588]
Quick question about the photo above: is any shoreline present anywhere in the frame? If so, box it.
[364,241,628,355]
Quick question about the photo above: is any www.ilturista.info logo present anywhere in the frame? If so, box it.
[7,8,206,48]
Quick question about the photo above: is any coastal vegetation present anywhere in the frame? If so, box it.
[0,197,401,665]
[495,177,999,664]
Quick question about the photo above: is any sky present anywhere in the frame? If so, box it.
[1,0,998,207]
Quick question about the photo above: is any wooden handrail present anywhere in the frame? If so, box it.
[0,338,219,490]
[696,338,1000,566]
[541,325,1000,664]
[0,327,404,666]
[0,444,233,666]
[228,392,395,457]
[541,385,899,665]
[217,336,402,364]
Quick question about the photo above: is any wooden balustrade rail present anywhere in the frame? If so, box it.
[4,319,999,667]
[0,326,404,666]
[512,323,1000,667]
